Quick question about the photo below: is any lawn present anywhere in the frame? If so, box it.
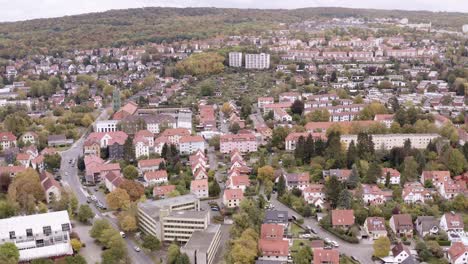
[290,223,304,237]
[291,239,309,253]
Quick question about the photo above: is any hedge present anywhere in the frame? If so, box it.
[321,226,359,244]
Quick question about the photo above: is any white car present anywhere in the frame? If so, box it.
[324,238,331,244]
[330,241,339,247]
[133,246,141,252]
[300,234,312,238]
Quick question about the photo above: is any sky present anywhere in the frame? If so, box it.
[1,0,467,22]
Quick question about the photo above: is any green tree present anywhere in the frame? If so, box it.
[142,234,161,251]
[277,175,286,197]
[89,219,112,239]
[70,238,82,252]
[257,165,275,183]
[120,179,144,201]
[445,148,467,175]
[402,156,419,184]
[7,168,45,214]
[306,109,330,122]
[291,100,304,115]
[0,243,19,264]
[123,137,135,162]
[347,164,360,189]
[373,236,390,258]
[325,176,342,208]
[337,189,352,209]
[209,180,221,197]
[227,228,258,264]
[293,245,312,264]
[365,162,381,184]
[167,243,181,264]
[44,153,61,172]
[346,140,358,168]
[77,204,95,223]
[123,165,138,180]
[64,255,87,264]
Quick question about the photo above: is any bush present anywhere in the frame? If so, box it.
[437,240,451,246]
[321,225,359,244]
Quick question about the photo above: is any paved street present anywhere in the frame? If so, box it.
[269,196,374,264]
[60,107,154,264]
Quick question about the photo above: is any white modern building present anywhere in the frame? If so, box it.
[245,53,270,69]
[229,52,243,67]
[138,194,214,243]
[0,211,73,262]
[341,133,440,150]
[94,120,119,133]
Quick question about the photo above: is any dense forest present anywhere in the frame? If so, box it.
[0,7,467,58]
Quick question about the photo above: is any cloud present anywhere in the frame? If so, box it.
[0,0,467,22]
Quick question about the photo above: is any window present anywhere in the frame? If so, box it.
[26,229,33,237]
[43,226,52,236]
[61,223,70,232]
[9,231,15,239]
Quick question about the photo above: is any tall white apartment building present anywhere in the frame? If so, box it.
[245,53,270,69]
[229,52,243,67]
[0,211,73,262]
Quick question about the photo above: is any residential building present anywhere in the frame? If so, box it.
[39,171,61,203]
[245,53,270,69]
[229,52,243,67]
[258,239,289,262]
[20,132,39,145]
[182,224,222,264]
[363,217,387,240]
[284,132,325,151]
[226,175,250,191]
[303,184,325,208]
[0,211,73,262]
[374,114,394,128]
[402,182,432,204]
[263,211,289,227]
[191,179,209,199]
[313,248,340,264]
[223,189,244,208]
[389,214,413,237]
[47,134,73,147]
[179,135,205,155]
[258,97,274,109]
[95,120,119,133]
[378,168,401,185]
[447,242,468,264]
[138,158,165,174]
[323,169,351,182]
[260,224,285,240]
[440,212,464,233]
[144,170,168,185]
[220,133,257,153]
[331,209,355,228]
[153,185,176,199]
[340,133,439,150]
[283,172,310,191]
[0,132,17,150]
[381,243,415,264]
[415,216,439,237]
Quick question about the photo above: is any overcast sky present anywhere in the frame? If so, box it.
[1,0,467,22]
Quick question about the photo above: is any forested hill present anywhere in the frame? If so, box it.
[0,7,467,58]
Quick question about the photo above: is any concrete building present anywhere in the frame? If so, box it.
[245,53,270,69]
[0,211,73,262]
[181,224,221,264]
[220,133,258,153]
[229,52,243,67]
[138,194,213,243]
[95,120,119,132]
[341,133,439,150]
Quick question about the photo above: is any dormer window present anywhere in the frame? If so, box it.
[9,231,15,239]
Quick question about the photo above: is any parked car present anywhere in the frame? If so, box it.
[324,238,331,244]
[120,232,126,238]
[300,233,312,238]
[133,246,141,252]
[330,241,339,247]
[309,228,317,234]
[351,256,358,262]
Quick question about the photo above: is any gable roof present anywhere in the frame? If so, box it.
[331,209,355,226]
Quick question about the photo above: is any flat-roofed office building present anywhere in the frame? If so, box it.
[182,224,222,264]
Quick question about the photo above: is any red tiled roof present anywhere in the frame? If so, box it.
[313,248,339,264]
[153,185,176,196]
[260,224,284,240]
[258,239,289,257]
[191,179,208,191]
[331,209,355,226]
[447,242,467,261]
[144,170,168,181]
[138,158,165,168]
[224,188,244,200]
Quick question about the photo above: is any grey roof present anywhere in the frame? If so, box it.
[138,194,198,219]
[415,216,439,232]
[264,210,288,224]
[166,210,209,219]
[182,224,221,252]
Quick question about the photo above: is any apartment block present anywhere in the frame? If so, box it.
[245,53,270,69]
[341,133,439,150]
[229,52,243,67]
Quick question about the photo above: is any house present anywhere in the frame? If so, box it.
[20,132,38,145]
[415,216,439,237]
[153,185,176,199]
[220,133,257,153]
[279,92,300,102]
[378,168,401,185]
[331,209,355,228]
[223,189,244,208]
[313,248,339,264]
[226,175,250,191]
[440,212,464,233]
[258,97,274,109]
[264,211,289,227]
[0,132,17,150]
[47,134,73,147]
[258,239,289,262]
[179,136,205,155]
[362,184,389,205]
[283,172,310,191]
[402,182,432,204]
[0,165,27,177]
[138,158,165,174]
[144,170,168,185]
[447,242,468,264]
[193,167,209,180]
[382,243,415,264]
[374,114,394,128]
[363,217,387,240]
[39,171,61,203]
[389,214,413,237]
[85,131,128,159]
[83,139,100,156]
[420,171,451,189]
[133,130,154,158]
[191,179,209,199]
[303,184,325,208]
[323,169,351,182]
[104,171,124,192]
[260,224,284,240]
[160,128,191,145]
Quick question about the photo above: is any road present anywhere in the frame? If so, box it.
[60,107,154,264]
[268,195,374,264]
